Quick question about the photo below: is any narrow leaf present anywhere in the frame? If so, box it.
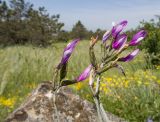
[60,63,68,81]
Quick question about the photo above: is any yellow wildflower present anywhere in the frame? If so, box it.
[0,97,16,108]
[137,80,142,86]
[124,80,129,88]
[101,83,106,87]
[157,80,160,84]
[151,76,157,80]
[103,87,109,94]
[105,77,112,82]
[75,82,83,90]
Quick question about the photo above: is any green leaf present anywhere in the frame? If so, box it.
[89,47,97,68]
[60,63,68,81]
[61,79,77,86]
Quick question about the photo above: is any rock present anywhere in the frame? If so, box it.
[6,81,126,122]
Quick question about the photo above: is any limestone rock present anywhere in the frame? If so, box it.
[6,81,126,122]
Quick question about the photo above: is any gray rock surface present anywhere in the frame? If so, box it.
[6,81,127,122]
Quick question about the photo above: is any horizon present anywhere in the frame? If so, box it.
[26,0,160,31]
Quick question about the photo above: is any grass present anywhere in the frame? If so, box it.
[0,41,160,121]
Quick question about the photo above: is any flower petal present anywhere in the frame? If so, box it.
[112,20,128,38]
[118,49,139,62]
[57,39,80,68]
[102,30,111,43]
[61,48,73,64]
[77,65,92,82]
[64,38,80,51]
[129,30,147,46]
[112,34,127,50]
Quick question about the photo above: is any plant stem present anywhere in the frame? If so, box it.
[93,96,103,122]
[100,103,110,122]
[91,75,110,122]
[53,89,60,122]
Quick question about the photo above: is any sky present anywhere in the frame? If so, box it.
[27,0,160,31]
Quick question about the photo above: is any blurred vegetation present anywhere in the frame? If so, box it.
[139,17,160,65]
[139,17,160,55]
[126,17,160,66]
[0,43,160,121]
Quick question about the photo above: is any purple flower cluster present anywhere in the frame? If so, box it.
[58,20,147,83]
[102,20,147,62]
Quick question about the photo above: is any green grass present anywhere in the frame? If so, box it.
[0,41,160,121]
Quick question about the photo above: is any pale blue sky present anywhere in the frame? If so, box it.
[27,0,160,31]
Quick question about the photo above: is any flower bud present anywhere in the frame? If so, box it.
[57,39,79,68]
[112,34,127,50]
[118,49,139,62]
[129,30,147,46]
[102,31,111,43]
[77,65,92,82]
[112,20,128,38]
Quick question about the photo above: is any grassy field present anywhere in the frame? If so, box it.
[0,41,160,121]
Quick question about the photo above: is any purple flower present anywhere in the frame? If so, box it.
[147,119,153,122]
[147,117,153,122]
[129,30,147,46]
[118,49,139,62]
[77,65,92,82]
[64,38,80,51]
[112,20,128,38]
[102,30,111,43]
[112,34,127,50]
[58,39,79,68]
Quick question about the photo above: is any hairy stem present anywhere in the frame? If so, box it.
[94,96,103,122]
[100,103,110,122]
[90,74,110,122]
[53,89,60,122]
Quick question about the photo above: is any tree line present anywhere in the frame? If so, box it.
[0,0,106,46]
[0,0,64,46]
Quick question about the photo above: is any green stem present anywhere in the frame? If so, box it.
[100,103,110,122]
[104,45,128,65]
[94,75,102,121]
[53,88,60,122]
[94,97,103,122]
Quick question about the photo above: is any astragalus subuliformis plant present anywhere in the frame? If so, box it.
[52,20,147,122]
